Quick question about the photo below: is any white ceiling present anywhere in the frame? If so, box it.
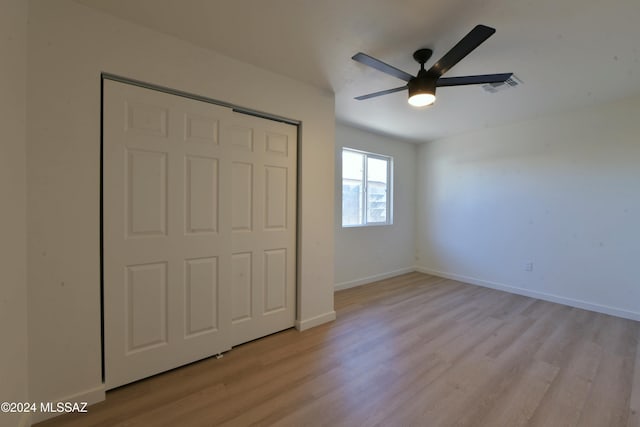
[77,0,640,142]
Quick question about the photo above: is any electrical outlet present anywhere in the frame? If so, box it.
[524,262,534,272]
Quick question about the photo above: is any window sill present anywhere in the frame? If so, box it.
[342,222,393,229]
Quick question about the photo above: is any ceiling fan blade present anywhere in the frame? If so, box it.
[352,52,414,82]
[354,85,407,100]
[436,73,513,87]
[427,25,496,77]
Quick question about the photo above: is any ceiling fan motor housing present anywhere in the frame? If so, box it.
[408,71,437,99]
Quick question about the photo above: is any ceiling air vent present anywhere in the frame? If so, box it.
[482,74,522,93]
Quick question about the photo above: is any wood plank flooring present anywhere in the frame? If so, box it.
[37,272,640,427]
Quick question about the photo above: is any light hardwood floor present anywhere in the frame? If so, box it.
[38,272,640,426]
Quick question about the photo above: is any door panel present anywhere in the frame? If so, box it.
[264,248,287,313]
[231,252,253,323]
[185,156,218,234]
[264,166,288,230]
[231,162,253,231]
[126,262,168,352]
[126,149,168,237]
[184,256,219,336]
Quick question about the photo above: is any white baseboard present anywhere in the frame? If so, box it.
[30,384,105,424]
[416,266,640,322]
[334,267,416,291]
[295,310,336,331]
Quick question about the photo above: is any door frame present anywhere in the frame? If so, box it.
[99,73,302,382]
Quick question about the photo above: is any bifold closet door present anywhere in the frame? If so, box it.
[103,80,297,389]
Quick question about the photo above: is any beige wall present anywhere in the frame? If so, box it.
[0,0,29,426]
[417,95,640,321]
[334,124,418,288]
[27,0,335,420]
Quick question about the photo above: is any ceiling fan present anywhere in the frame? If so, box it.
[352,25,513,107]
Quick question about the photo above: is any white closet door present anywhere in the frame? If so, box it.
[103,80,233,389]
[103,80,298,389]
[229,114,297,346]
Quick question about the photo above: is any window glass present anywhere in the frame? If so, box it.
[366,157,388,223]
[341,148,392,227]
[342,150,364,226]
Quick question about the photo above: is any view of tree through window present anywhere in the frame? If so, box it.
[342,148,392,226]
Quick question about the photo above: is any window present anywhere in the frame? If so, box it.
[342,148,392,227]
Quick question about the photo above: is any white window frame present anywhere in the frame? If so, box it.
[341,147,393,228]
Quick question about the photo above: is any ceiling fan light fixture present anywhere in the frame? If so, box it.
[408,92,436,107]
[408,77,436,107]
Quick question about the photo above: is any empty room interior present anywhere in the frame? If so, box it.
[2,0,640,426]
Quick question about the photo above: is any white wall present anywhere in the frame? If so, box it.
[334,123,417,289]
[416,95,640,320]
[0,1,29,427]
[27,0,335,421]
